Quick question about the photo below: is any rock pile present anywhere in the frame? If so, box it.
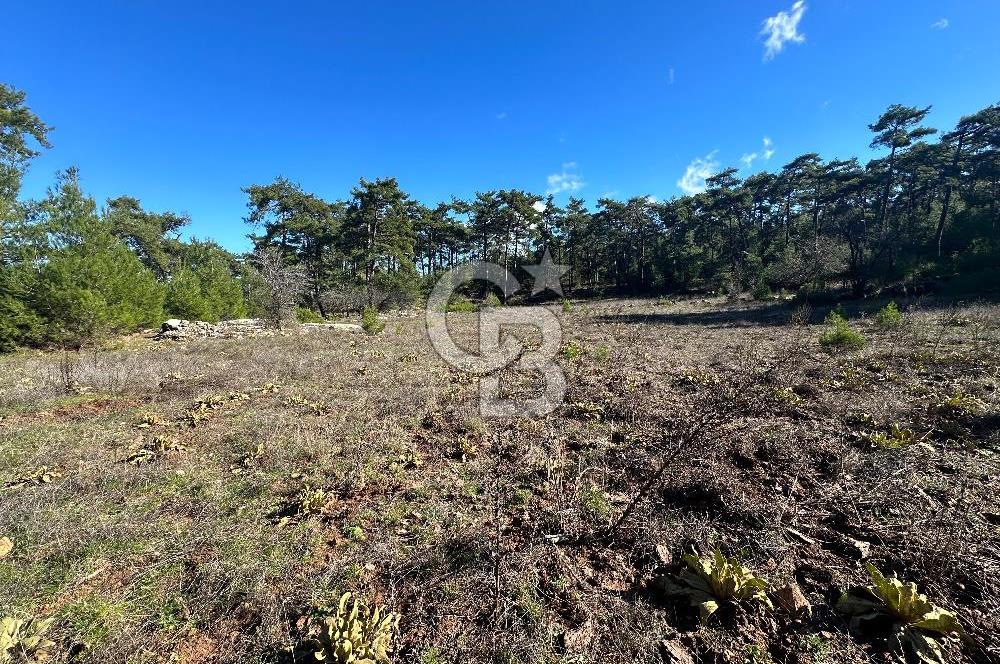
[157,319,362,340]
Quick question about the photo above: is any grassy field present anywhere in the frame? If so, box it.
[1,297,998,663]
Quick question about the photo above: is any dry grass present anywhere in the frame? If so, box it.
[1,297,998,663]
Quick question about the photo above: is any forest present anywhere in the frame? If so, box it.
[2,81,998,351]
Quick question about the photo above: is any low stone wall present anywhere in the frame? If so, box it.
[157,319,362,340]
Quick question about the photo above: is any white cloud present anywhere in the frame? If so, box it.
[930,18,949,30]
[495,112,508,120]
[646,195,658,204]
[677,152,719,195]
[740,137,776,170]
[532,200,547,213]
[762,136,775,160]
[546,162,585,195]
[761,1,807,61]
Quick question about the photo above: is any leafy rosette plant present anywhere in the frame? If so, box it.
[1,616,55,663]
[836,563,963,664]
[305,592,401,663]
[660,549,772,622]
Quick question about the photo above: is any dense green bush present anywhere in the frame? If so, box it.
[164,267,209,321]
[165,243,247,322]
[0,266,44,351]
[446,296,477,313]
[875,301,904,328]
[751,280,773,301]
[34,237,165,345]
[296,306,325,323]
[362,306,385,335]
[819,311,866,350]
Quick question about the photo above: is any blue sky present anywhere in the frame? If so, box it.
[5,1,999,251]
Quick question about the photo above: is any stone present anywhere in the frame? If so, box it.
[156,318,363,341]
[846,538,871,560]
[773,583,811,616]
[300,323,364,333]
[659,639,694,664]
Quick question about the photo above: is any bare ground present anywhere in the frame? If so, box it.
[1,296,998,663]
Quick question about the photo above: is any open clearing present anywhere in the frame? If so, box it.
[1,297,998,663]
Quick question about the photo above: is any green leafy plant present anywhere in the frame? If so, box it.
[445,296,477,313]
[2,466,62,491]
[183,407,211,427]
[836,563,963,664]
[560,341,583,360]
[482,291,502,308]
[675,371,722,387]
[124,435,188,465]
[304,592,401,663]
[751,280,773,301]
[296,306,326,324]
[361,307,384,335]
[593,344,609,363]
[819,311,866,350]
[296,485,334,516]
[660,549,772,622]
[561,298,572,313]
[774,386,803,406]
[868,424,918,449]
[935,392,984,417]
[1,616,55,663]
[579,483,611,522]
[135,411,167,428]
[875,301,904,329]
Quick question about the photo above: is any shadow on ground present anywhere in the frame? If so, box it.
[596,302,793,328]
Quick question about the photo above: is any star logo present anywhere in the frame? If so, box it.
[523,248,570,296]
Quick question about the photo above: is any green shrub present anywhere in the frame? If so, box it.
[875,301,904,329]
[819,312,865,350]
[561,298,572,313]
[295,307,325,323]
[0,266,43,352]
[483,291,502,308]
[580,484,611,522]
[36,238,164,345]
[560,340,583,360]
[165,250,247,323]
[362,306,385,335]
[751,280,773,301]
[593,344,610,363]
[164,267,209,321]
[445,296,477,313]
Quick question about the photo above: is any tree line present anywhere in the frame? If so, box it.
[1,81,998,351]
